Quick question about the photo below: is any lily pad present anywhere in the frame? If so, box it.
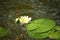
[26,18,55,33]
[55,26,60,31]
[28,30,52,39]
[49,31,60,39]
[0,27,8,37]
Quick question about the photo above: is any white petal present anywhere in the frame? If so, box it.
[24,16,28,19]
[15,17,19,23]
[27,17,31,21]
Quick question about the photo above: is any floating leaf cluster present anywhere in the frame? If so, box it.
[26,18,60,40]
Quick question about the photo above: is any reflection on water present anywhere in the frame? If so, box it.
[0,0,60,40]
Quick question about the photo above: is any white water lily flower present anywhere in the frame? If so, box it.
[19,16,31,24]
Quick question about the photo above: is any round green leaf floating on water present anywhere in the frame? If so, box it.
[28,30,52,39]
[49,31,60,39]
[0,27,8,37]
[55,26,60,31]
[26,18,55,33]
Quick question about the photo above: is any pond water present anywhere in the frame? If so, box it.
[0,0,60,40]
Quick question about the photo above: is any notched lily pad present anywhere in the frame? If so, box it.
[28,30,52,39]
[55,26,60,31]
[26,18,55,33]
[49,31,60,39]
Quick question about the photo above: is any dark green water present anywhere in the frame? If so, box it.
[0,0,60,40]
